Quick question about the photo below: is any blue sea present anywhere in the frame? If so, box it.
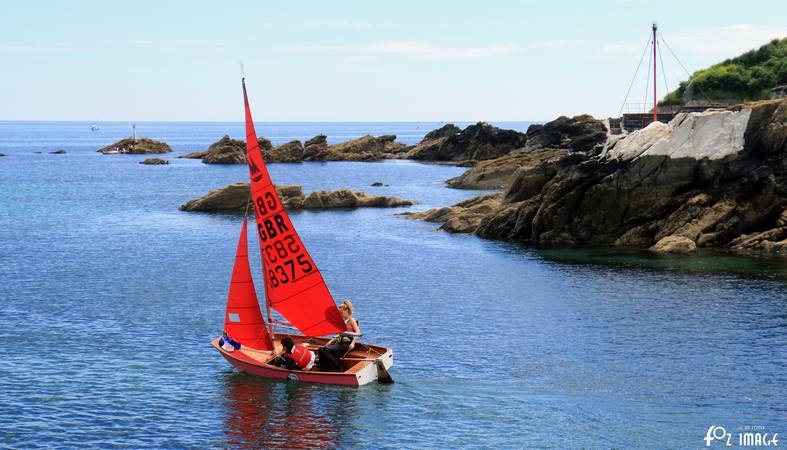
[0,121,785,449]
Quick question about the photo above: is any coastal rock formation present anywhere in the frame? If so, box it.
[140,158,169,165]
[650,235,697,253]
[302,189,413,209]
[524,114,607,153]
[409,99,787,254]
[423,123,462,141]
[303,135,328,157]
[446,149,567,189]
[407,122,528,162]
[178,151,208,159]
[97,138,171,154]
[180,182,414,212]
[304,134,400,161]
[200,135,275,164]
[265,140,304,163]
[50,149,67,154]
[404,194,501,233]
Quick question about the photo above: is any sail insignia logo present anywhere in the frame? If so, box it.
[249,158,262,182]
[705,425,780,447]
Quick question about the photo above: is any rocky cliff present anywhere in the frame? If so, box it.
[410,99,787,254]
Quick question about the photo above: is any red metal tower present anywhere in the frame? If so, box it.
[652,22,658,122]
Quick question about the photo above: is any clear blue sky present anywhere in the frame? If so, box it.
[1,0,785,122]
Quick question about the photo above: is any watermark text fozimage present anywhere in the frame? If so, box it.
[705,425,780,447]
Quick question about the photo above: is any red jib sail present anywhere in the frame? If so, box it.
[242,79,345,337]
[224,217,273,350]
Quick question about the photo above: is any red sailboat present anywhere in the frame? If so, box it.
[211,78,394,387]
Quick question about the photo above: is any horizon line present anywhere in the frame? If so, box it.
[0,119,546,124]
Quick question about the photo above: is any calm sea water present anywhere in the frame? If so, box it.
[0,121,785,449]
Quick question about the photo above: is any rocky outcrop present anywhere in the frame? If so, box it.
[50,149,67,154]
[524,115,607,153]
[140,158,169,165]
[304,134,400,161]
[650,235,697,253]
[180,183,414,212]
[409,99,787,254]
[302,190,413,209]
[200,135,275,164]
[404,194,501,233]
[446,149,568,189]
[265,140,304,163]
[303,135,328,157]
[97,138,171,154]
[407,122,528,162]
[423,123,462,141]
[178,151,208,159]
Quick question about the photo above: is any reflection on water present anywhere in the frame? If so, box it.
[537,246,787,280]
[222,374,343,449]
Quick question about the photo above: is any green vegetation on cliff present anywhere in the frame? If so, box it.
[661,37,787,104]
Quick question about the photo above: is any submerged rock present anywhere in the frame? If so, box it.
[140,158,169,165]
[408,99,787,254]
[97,138,171,154]
[180,183,414,212]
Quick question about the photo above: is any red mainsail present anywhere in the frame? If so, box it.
[242,79,345,337]
[224,217,273,350]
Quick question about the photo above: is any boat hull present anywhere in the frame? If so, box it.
[212,334,393,387]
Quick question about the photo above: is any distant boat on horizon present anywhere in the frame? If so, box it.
[90,124,99,131]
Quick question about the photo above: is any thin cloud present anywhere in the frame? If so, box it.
[667,23,787,53]
[600,43,643,53]
[291,40,515,60]
[301,20,375,30]
[601,23,787,55]
[0,44,72,52]
[530,38,587,48]
[108,39,239,54]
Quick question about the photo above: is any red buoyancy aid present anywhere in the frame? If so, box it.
[289,343,313,369]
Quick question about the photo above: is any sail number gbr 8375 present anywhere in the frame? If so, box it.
[254,190,314,288]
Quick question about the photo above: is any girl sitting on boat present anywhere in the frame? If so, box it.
[273,336,316,371]
[318,300,361,372]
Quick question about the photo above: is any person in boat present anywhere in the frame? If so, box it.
[272,336,315,371]
[220,331,241,352]
[317,300,361,372]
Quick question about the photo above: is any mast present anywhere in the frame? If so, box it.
[652,22,658,123]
